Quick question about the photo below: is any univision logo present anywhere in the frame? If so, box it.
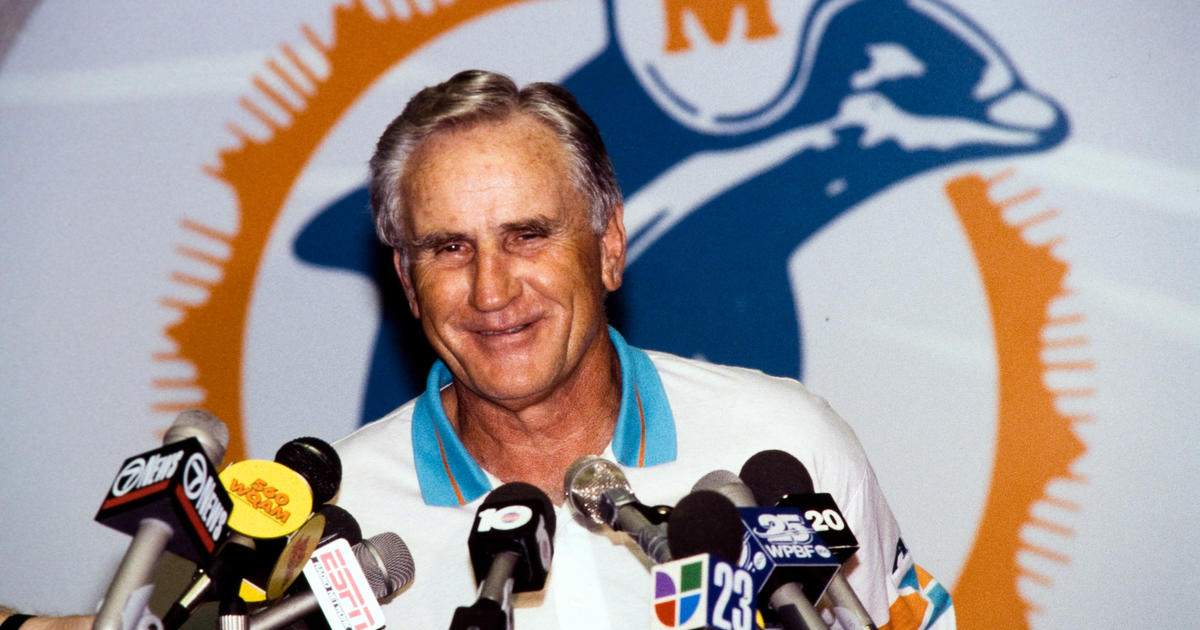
[653,559,705,628]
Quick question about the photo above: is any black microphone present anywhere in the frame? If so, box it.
[273,436,342,507]
[741,451,859,564]
[693,469,831,630]
[313,504,363,547]
[162,437,330,629]
[653,489,761,630]
[665,489,745,564]
[741,450,876,630]
[245,437,344,595]
[739,450,813,509]
[563,455,672,563]
[450,482,557,630]
[94,409,232,630]
[248,532,415,630]
[162,536,259,630]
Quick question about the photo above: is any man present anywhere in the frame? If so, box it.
[333,70,953,629]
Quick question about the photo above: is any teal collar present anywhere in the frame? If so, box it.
[411,327,677,506]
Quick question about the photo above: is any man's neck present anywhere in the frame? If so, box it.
[443,336,622,504]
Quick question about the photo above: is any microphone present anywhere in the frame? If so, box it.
[273,436,342,507]
[220,455,321,607]
[665,489,745,564]
[261,504,364,602]
[739,450,812,508]
[691,465,830,628]
[219,455,318,540]
[650,489,760,630]
[692,469,759,509]
[312,504,363,547]
[564,455,672,563]
[163,441,322,629]
[248,532,415,630]
[740,451,859,562]
[245,437,343,599]
[450,482,557,630]
[94,409,233,630]
[740,450,875,630]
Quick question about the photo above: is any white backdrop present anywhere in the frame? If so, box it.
[1,1,1197,627]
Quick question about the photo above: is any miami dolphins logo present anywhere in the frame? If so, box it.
[155,1,1089,626]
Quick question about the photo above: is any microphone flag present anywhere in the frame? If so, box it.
[95,435,232,563]
[775,493,860,563]
[218,459,314,539]
[736,507,841,612]
[302,537,386,630]
[650,554,758,630]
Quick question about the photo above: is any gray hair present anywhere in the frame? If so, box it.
[368,69,622,264]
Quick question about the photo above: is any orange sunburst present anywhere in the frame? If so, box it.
[947,170,1090,628]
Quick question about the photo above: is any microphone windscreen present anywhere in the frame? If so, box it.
[317,504,362,546]
[274,437,342,506]
[483,481,557,537]
[563,455,631,525]
[667,490,745,564]
[164,409,230,464]
[691,469,757,507]
[739,449,814,507]
[355,532,415,598]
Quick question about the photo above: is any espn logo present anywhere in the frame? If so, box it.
[304,538,385,630]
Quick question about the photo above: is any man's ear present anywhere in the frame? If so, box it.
[394,249,420,318]
[600,204,627,292]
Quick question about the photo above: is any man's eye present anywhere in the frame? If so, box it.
[436,243,464,255]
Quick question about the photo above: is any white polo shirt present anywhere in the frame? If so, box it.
[332,328,953,628]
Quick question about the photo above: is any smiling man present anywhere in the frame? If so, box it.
[393,112,626,501]
[332,70,954,629]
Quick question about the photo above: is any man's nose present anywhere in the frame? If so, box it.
[469,247,520,311]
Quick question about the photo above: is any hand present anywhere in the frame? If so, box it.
[1,608,93,630]
[23,617,94,630]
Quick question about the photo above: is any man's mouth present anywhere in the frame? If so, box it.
[476,322,532,336]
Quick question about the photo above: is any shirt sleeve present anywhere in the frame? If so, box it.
[836,461,956,630]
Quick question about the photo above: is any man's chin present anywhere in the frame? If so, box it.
[460,380,558,411]
[449,359,559,402]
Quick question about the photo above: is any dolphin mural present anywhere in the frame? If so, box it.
[294,0,1068,424]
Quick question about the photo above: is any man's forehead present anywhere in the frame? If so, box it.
[408,114,567,180]
[408,211,563,240]
[401,116,584,233]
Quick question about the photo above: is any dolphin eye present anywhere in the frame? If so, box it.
[851,43,926,91]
